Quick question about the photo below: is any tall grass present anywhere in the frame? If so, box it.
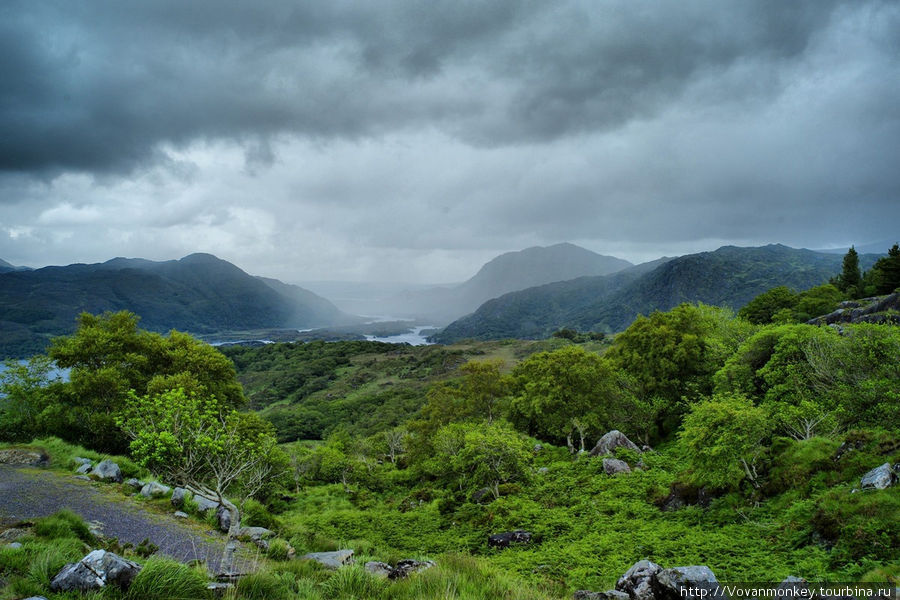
[125,556,210,600]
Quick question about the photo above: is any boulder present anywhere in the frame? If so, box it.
[589,431,641,457]
[615,559,662,600]
[75,463,92,475]
[860,463,897,490]
[0,448,50,467]
[237,526,274,542]
[173,511,189,519]
[125,478,144,491]
[365,561,393,578]
[6,542,22,549]
[90,460,123,483]
[653,566,724,600]
[575,591,630,600]
[389,559,435,580]
[171,487,187,508]
[49,550,141,592]
[603,458,631,476]
[302,549,354,569]
[22,597,49,600]
[140,481,171,498]
[194,494,221,513]
[487,530,532,548]
[73,457,93,467]
[216,506,231,533]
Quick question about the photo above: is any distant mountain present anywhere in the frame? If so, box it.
[379,243,632,323]
[433,244,880,343]
[0,253,349,358]
[0,258,30,273]
[814,240,899,255]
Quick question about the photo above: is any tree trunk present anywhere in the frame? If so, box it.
[566,433,575,454]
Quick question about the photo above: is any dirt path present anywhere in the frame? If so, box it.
[0,465,259,573]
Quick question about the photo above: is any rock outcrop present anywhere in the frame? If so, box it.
[611,561,724,600]
[302,550,354,569]
[590,431,642,457]
[49,550,141,592]
[603,458,632,475]
[860,463,898,490]
[89,460,122,483]
[615,559,662,600]
[808,292,900,326]
[488,530,532,548]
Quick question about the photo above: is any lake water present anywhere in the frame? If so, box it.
[365,325,435,346]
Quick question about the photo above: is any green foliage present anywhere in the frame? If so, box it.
[862,243,900,295]
[678,394,774,489]
[266,538,292,561]
[0,356,63,443]
[33,510,96,544]
[236,571,295,600]
[832,246,862,296]
[125,556,210,600]
[509,346,640,449]
[738,286,799,324]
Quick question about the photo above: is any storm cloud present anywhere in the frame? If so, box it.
[1,0,898,282]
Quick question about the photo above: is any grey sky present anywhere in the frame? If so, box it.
[1,0,898,283]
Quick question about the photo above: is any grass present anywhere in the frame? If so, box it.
[125,556,210,600]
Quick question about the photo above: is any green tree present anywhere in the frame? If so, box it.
[678,394,774,489]
[832,246,861,297]
[431,421,532,499]
[46,311,244,452]
[793,284,843,321]
[509,346,634,452]
[118,387,283,548]
[738,286,799,324]
[863,243,900,295]
[0,356,62,442]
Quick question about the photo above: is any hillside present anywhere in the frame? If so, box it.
[380,243,632,323]
[0,253,348,358]
[434,244,879,342]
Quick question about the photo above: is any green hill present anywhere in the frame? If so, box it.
[0,253,348,358]
[433,244,880,342]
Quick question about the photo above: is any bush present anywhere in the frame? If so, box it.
[125,556,210,600]
[267,538,292,561]
[242,497,278,529]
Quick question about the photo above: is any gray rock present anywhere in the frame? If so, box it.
[0,527,29,542]
[22,597,49,600]
[73,475,91,481]
[194,494,221,513]
[653,566,724,600]
[616,560,662,600]
[173,511,189,519]
[389,559,435,580]
[207,582,234,597]
[0,448,50,467]
[237,526,274,541]
[365,561,393,578]
[125,478,144,491]
[76,463,92,474]
[302,549,354,569]
[603,458,632,475]
[171,487,188,508]
[216,505,231,533]
[6,542,22,549]
[590,430,642,457]
[488,530,532,548]
[90,460,123,483]
[860,463,897,490]
[73,457,93,467]
[575,591,630,600]
[140,481,172,498]
[49,550,141,592]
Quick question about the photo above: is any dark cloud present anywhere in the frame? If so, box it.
[0,0,873,175]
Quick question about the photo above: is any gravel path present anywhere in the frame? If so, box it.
[0,464,258,573]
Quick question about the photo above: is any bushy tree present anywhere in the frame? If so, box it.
[431,420,532,499]
[0,356,63,442]
[862,243,900,295]
[678,394,773,489]
[45,311,244,452]
[738,286,799,324]
[832,246,861,297]
[118,387,284,544]
[509,346,634,452]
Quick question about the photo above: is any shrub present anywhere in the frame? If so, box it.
[125,556,210,600]
[242,497,278,529]
[266,538,292,561]
[320,564,387,599]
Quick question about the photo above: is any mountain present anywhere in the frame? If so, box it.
[0,258,31,273]
[378,243,632,323]
[433,244,880,343]
[0,253,348,358]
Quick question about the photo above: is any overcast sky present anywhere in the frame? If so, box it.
[1,1,898,283]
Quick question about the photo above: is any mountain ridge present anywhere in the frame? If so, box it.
[433,244,882,343]
[0,254,349,358]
